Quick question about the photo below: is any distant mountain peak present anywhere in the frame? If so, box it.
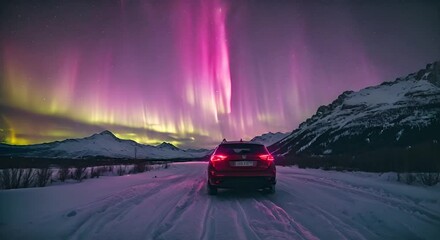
[88,130,118,139]
[75,130,122,145]
[157,142,179,150]
[98,130,116,136]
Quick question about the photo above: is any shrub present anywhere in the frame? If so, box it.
[405,173,417,185]
[1,169,21,189]
[72,167,87,182]
[134,162,146,173]
[12,169,23,189]
[58,166,70,182]
[21,169,36,188]
[1,169,14,189]
[145,163,153,171]
[418,173,440,186]
[117,165,126,176]
[36,168,53,187]
[90,167,101,178]
[98,166,107,175]
[0,169,37,189]
[164,163,170,169]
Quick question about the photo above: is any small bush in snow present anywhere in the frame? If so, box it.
[72,167,87,182]
[417,173,440,186]
[405,173,417,185]
[145,163,153,171]
[0,168,36,189]
[58,166,70,182]
[98,166,108,175]
[2,169,21,189]
[134,162,146,173]
[1,169,16,189]
[397,172,440,186]
[90,167,101,178]
[36,168,53,187]
[21,169,36,188]
[117,165,126,176]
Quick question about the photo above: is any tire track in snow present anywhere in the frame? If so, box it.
[151,176,206,240]
[201,190,265,240]
[206,197,247,240]
[304,199,377,240]
[68,175,188,240]
[199,195,214,240]
[284,174,440,224]
[234,199,262,240]
[277,173,440,239]
[249,199,319,240]
[275,180,376,240]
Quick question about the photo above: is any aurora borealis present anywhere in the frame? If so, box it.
[1,0,439,148]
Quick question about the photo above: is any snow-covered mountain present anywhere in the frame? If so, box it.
[0,130,210,159]
[156,142,180,151]
[250,132,290,146]
[269,61,440,166]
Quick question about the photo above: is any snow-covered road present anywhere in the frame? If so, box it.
[1,162,439,240]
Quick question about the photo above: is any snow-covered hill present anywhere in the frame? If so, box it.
[0,131,210,159]
[270,61,440,164]
[250,132,290,146]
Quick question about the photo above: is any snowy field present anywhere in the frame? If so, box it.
[1,162,439,240]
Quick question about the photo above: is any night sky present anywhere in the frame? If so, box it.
[1,0,439,148]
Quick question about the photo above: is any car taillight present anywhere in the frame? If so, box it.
[210,154,228,162]
[258,154,274,161]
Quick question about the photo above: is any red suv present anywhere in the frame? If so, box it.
[207,141,276,195]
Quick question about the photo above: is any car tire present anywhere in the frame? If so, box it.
[264,185,275,194]
[208,182,218,195]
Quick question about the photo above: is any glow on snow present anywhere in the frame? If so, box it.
[1,0,439,148]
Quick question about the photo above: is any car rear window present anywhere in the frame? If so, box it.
[215,144,268,155]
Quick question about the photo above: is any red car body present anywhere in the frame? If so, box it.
[207,141,276,195]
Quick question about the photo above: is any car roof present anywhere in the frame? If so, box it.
[219,141,264,146]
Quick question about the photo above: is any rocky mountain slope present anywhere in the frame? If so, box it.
[269,61,440,170]
[250,132,290,146]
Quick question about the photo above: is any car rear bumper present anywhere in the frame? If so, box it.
[209,176,276,189]
[208,168,276,189]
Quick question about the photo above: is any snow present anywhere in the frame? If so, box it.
[1,162,439,240]
[344,78,435,107]
[323,149,332,154]
[396,129,404,141]
[251,132,290,146]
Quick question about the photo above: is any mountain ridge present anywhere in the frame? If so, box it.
[250,132,290,146]
[0,130,209,159]
[269,61,440,171]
